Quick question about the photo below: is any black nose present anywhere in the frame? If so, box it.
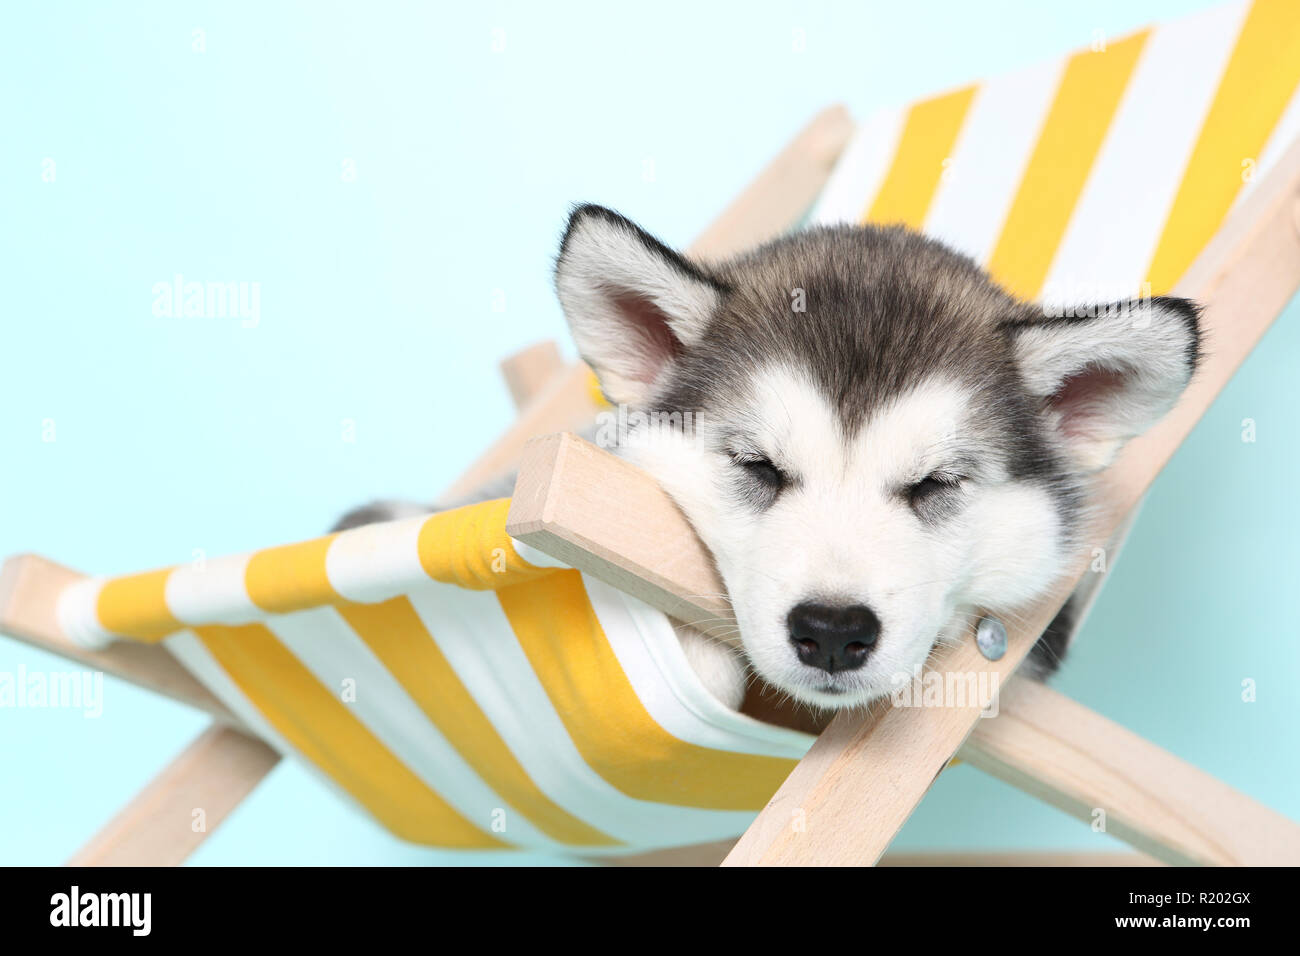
[787,602,880,673]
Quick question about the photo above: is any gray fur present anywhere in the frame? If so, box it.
[653,224,1084,526]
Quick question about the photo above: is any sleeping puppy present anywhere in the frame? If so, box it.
[340,205,1200,712]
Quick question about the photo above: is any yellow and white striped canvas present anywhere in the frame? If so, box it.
[812,0,1300,303]
[59,500,813,853]
[58,0,1300,855]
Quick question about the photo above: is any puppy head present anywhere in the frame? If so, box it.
[555,204,1199,707]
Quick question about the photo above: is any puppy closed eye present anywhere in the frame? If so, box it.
[731,452,790,499]
[906,473,965,518]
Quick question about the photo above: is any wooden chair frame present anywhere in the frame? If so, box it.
[4,105,1300,866]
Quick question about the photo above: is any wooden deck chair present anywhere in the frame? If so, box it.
[5,0,1300,866]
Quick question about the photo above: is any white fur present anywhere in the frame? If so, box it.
[553,214,1190,712]
[674,622,748,711]
[1012,302,1195,471]
[626,368,1069,708]
[556,213,719,405]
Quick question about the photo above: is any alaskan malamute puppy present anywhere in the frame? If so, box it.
[342,204,1200,712]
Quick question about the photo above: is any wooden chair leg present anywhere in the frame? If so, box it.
[67,724,280,866]
[961,679,1300,866]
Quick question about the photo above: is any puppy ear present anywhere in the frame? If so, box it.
[1006,297,1201,472]
[555,204,726,405]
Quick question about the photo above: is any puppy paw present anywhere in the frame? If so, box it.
[674,623,747,710]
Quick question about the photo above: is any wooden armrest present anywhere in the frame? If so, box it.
[507,433,727,629]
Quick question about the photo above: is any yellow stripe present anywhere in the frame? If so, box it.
[986,29,1149,299]
[93,500,552,643]
[339,597,621,848]
[1146,0,1300,293]
[864,85,976,228]
[245,535,337,613]
[497,571,798,810]
[585,365,612,409]
[194,622,507,848]
[96,569,179,642]
[417,498,557,590]
[236,499,554,619]
[238,507,599,842]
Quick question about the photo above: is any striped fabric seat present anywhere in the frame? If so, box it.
[59,0,1300,855]
[59,500,813,853]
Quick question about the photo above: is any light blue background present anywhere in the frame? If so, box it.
[1,0,1294,865]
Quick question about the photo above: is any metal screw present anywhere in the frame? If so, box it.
[975,615,1007,661]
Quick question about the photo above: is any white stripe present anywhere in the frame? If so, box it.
[166,553,258,626]
[57,577,111,648]
[325,515,427,604]
[584,576,812,758]
[323,514,569,604]
[921,57,1063,265]
[164,630,375,825]
[809,107,905,224]
[264,607,561,851]
[165,630,295,758]
[1041,0,1249,304]
[405,583,764,848]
